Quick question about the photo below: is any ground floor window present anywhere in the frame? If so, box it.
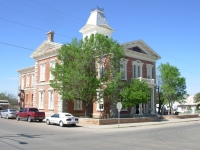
[74,99,82,110]
[48,90,54,110]
[39,90,44,109]
[96,91,104,111]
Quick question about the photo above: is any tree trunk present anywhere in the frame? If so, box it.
[84,103,90,118]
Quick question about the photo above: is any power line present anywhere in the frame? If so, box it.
[1,40,200,88]
[15,0,83,25]
[1,0,200,73]
[11,0,130,42]
[157,51,200,69]
[0,17,72,39]
[186,83,200,87]
[30,0,85,22]
[0,3,78,32]
[0,41,34,51]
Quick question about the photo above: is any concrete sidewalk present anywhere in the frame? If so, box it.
[78,117,200,129]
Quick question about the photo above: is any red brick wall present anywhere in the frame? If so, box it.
[125,56,154,80]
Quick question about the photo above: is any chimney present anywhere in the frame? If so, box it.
[47,30,54,42]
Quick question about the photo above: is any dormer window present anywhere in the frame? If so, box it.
[133,47,142,52]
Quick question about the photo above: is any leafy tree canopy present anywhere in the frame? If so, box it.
[120,79,151,108]
[0,91,18,108]
[158,63,187,110]
[194,92,200,104]
[50,33,125,116]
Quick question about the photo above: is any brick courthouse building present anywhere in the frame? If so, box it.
[17,8,161,118]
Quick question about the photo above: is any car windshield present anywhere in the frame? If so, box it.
[10,109,16,112]
[65,114,72,116]
[29,108,39,112]
[59,113,72,117]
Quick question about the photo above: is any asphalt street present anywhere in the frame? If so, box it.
[0,118,200,150]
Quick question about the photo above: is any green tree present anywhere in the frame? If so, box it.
[0,91,18,108]
[158,63,187,114]
[120,79,151,108]
[194,92,200,104]
[50,33,125,117]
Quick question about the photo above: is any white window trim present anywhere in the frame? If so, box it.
[96,90,104,111]
[38,89,44,109]
[21,76,24,89]
[132,60,144,78]
[48,89,54,110]
[49,60,55,80]
[120,58,128,80]
[31,74,34,87]
[74,99,82,110]
[146,64,153,79]
[26,74,30,87]
[40,62,46,82]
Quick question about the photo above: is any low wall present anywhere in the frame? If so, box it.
[79,117,157,125]
[79,114,199,125]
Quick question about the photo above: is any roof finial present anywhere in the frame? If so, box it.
[91,6,104,12]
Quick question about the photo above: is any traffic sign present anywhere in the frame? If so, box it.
[116,102,122,112]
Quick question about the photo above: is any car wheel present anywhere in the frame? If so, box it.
[6,115,9,119]
[0,114,2,118]
[16,115,20,121]
[39,119,43,122]
[46,119,50,125]
[71,124,76,127]
[28,116,32,122]
[59,121,64,127]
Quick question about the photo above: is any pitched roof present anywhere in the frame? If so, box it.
[30,40,62,58]
[121,39,161,61]
[80,8,114,32]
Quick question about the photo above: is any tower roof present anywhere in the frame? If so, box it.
[86,7,108,26]
[79,7,114,33]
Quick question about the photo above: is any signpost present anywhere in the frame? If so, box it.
[116,102,122,128]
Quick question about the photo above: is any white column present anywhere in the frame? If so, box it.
[139,104,143,115]
[151,88,155,115]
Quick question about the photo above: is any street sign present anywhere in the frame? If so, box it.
[116,102,122,128]
[116,102,122,112]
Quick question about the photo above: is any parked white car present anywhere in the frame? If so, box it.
[0,109,17,119]
[46,113,79,127]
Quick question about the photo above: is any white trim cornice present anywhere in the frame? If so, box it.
[35,82,50,86]
[125,50,158,62]
[17,66,35,74]
[34,50,59,61]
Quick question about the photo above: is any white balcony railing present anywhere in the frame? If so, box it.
[138,77,156,87]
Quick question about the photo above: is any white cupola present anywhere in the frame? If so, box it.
[79,7,114,39]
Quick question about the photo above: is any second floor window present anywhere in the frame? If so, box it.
[120,59,128,80]
[132,60,143,78]
[50,61,55,80]
[21,76,24,89]
[26,75,30,87]
[146,64,153,79]
[31,74,34,87]
[40,63,45,81]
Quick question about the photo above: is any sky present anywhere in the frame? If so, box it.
[0,0,200,97]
